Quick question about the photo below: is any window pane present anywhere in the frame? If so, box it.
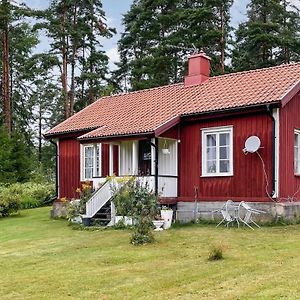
[220,146,229,159]
[220,133,229,146]
[84,146,94,178]
[207,147,216,160]
[207,160,216,173]
[220,160,230,173]
[207,134,216,146]
[295,134,298,147]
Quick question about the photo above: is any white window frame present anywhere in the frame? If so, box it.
[94,144,102,178]
[201,125,233,177]
[81,143,102,180]
[294,129,300,175]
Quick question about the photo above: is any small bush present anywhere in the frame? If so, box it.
[20,195,40,209]
[131,219,155,245]
[0,193,21,217]
[131,230,154,245]
[208,243,225,261]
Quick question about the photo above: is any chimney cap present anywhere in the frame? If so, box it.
[189,50,211,61]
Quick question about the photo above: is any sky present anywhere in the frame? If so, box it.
[24,0,299,69]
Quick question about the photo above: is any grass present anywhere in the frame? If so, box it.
[1,208,300,300]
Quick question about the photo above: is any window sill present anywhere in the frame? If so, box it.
[201,173,233,178]
[294,174,300,177]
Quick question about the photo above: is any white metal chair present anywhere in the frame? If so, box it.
[216,200,239,228]
[238,201,265,230]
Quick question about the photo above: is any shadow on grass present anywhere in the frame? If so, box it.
[0,212,25,221]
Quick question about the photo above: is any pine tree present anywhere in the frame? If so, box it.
[115,0,233,91]
[0,126,32,183]
[232,0,300,71]
[75,0,116,109]
[40,0,115,119]
[277,0,300,63]
[0,0,12,133]
[0,1,36,134]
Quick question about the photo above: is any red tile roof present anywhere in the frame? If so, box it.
[45,63,300,139]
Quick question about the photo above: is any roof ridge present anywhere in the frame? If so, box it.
[94,63,300,101]
[210,62,300,80]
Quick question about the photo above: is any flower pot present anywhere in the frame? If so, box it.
[71,216,82,224]
[161,209,173,229]
[152,220,164,231]
[115,215,124,224]
[82,217,91,227]
[115,216,135,226]
[162,148,170,155]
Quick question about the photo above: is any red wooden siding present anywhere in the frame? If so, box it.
[58,138,81,199]
[159,125,179,139]
[179,113,273,202]
[101,144,109,177]
[279,92,300,200]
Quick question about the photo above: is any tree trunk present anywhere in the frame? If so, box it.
[219,4,225,74]
[2,26,11,134]
[38,103,42,162]
[81,44,85,102]
[61,3,69,120]
[69,2,77,117]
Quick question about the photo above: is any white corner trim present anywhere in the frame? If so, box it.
[273,108,280,198]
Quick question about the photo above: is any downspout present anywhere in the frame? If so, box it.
[155,137,159,196]
[148,139,159,196]
[266,104,276,197]
[49,139,59,199]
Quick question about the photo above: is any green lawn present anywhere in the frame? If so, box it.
[1,208,300,300]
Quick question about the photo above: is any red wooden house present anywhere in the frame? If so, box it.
[45,52,300,221]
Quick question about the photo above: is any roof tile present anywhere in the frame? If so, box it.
[45,63,300,139]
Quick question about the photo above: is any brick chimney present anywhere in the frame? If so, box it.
[184,51,211,87]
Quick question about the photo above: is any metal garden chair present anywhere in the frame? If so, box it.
[215,200,239,228]
[237,201,265,230]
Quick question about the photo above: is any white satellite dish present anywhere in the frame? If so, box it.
[244,136,261,153]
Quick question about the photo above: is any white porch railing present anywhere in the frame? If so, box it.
[85,180,112,218]
[114,176,178,198]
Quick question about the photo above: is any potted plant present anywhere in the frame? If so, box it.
[161,206,173,229]
[161,140,170,155]
[67,199,82,223]
[75,182,93,226]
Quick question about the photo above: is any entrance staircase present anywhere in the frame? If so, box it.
[92,201,112,226]
[82,180,115,226]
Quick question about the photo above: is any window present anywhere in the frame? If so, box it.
[202,126,233,177]
[84,145,94,179]
[294,130,300,174]
[83,144,101,179]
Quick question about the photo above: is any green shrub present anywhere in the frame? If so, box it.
[20,195,40,209]
[110,177,159,245]
[0,182,55,212]
[130,220,155,245]
[0,192,21,217]
[208,243,225,261]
